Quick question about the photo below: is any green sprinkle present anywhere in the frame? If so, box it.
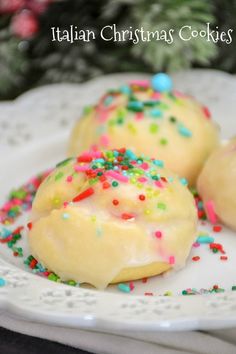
[56,158,72,168]
[83,105,93,114]
[55,171,64,181]
[112,181,119,187]
[118,283,131,293]
[169,116,177,123]
[48,273,59,282]
[149,123,159,134]
[182,290,188,295]
[232,286,236,291]
[157,202,166,210]
[67,280,77,286]
[160,138,168,145]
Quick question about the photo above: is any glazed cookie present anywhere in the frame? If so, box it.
[28,148,197,289]
[69,74,219,186]
[197,137,236,231]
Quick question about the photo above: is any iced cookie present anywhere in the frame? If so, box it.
[69,73,219,186]
[197,137,236,230]
[28,148,197,289]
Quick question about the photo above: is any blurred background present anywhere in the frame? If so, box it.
[0,0,235,101]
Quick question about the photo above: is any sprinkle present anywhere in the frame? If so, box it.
[169,256,175,265]
[103,181,111,189]
[142,277,148,283]
[74,164,90,172]
[112,181,119,187]
[121,213,135,221]
[153,159,164,167]
[178,124,192,137]
[127,101,144,112]
[144,292,153,296]
[157,202,166,210]
[205,200,218,224]
[77,156,93,163]
[72,187,95,202]
[150,108,162,118]
[118,283,131,293]
[160,138,168,145]
[66,175,73,183]
[196,235,214,244]
[209,242,225,254]
[213,225,222,232]
[55,171,64,181]
[62,213,70,220]
[149,123,159,134]
[112,199,119,206]
[220,256,228,261]
[179,177,188,186]
[192,256,200,261]
[155,180,164,189]
[138,194,146,201]
[129,80,149,88]
[202,106,211,119]
[0,278,6,287]
[129,282,135,291]
[27,222,32,230]
[154,231,162,238]
[232,286,236,291]
[106,170,128,183]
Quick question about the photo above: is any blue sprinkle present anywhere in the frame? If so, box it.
[1,228,12,238]
[179,177,188,186]
[178,124,192,137]
[150,108,163,118]
[127,101,144,111]
[62,213,70,220]
[168,177,174,183]
[113,151,119,157]
[151,73,172,92]
[104,95,114,106]
[153,159,164,168]
[197,235,214,244]
[125,149,137,160]
[118,283,131,293]
[94,158,105,164]
[0,278,6,287]
[120,85,131,95]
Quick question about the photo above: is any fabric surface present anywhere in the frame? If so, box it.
[1,312,236,354]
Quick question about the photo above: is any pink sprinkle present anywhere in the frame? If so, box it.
[100,134,110,147]
[155,180,164,188]
[140,162,149,170]
[205,200,218,224]
[74,164,90,172]
[193,242,200,248]
[129,282,135,291]
[129,80,149,88]
[151,92,162,100]
[98,110,109,123]
[66,176,73,183]
[106,170,129,183]
[154,230,162,238]
[135,112,144,120]
[63,202,69,208]
[169,256,175,265]
[82,150,102,158]
[138,177,147,183]
[173,90,187,98]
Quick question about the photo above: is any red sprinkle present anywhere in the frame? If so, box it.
[77,156,93,163]
[202,106,211,119]
[27,222,32,230]
[129,282,135,291]
[112,199,119,206]
[192,256,200,261]
[220,256,228,261]
[121,213,135,220]
[144,292,153,296]
[102,181,110,189]
[138,194,145,201]
[213,225,222,233]
[72,187,95,202]
[29,259,38,269]
[142,277,148,283]
[209,242,225,254]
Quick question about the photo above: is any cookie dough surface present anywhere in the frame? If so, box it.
[29,149,197,288]
[69,79,219,185]
[197,137,236,231]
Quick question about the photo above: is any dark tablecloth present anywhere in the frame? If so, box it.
[0,327,92,354]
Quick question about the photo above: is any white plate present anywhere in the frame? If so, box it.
[1,70,236,332]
